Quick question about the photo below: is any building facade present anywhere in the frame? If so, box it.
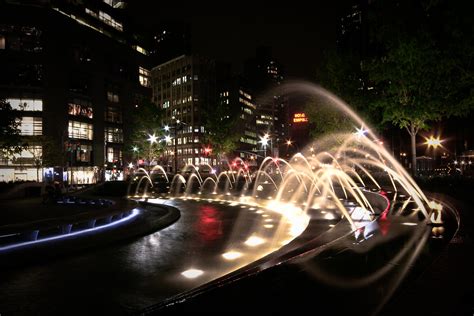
[151,55,216,170]
[218,76,258,161]
[0,0,151,183]
[244,47,289,157]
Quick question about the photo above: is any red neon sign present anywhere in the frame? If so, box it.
[293,112,308,123]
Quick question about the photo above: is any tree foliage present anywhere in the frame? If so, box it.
[202,99,240,158]
[364,0,474,174]
[127,100,165,164]
[27,136,63,181]
[304,96,353,140]
[0,99,25,157]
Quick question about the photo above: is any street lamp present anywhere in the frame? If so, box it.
[425,135,443,170]
[147,133,158,168]
[165,116,186,173]
[132,146,139,167]
[259,134,269,157]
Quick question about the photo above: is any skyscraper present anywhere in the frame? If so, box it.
[0,0,151,183]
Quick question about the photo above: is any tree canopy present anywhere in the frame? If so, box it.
[127,100,165,165]
[202,98,240,158]
[0,99,25,156]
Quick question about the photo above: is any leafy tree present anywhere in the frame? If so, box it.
[366,36,448,175]
[0,99,25,157]
[365,0,474,175]
[307,51,377,141]
[304,96,353,140]
[127,100,165,168]
[202,98,240,162]
[27,136,63,182]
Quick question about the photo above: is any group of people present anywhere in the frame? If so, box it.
[42,181,64,204]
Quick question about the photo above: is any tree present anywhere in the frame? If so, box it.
[127,100,165,169]
[0,99,25,158]
[304,96,353,140]
[307,51,377,140]
[202,98,240,163]
[365,0,474,175]
[366,36,449,175]
[27,136,63,182]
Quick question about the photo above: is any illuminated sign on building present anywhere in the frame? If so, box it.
[293,113,308,123]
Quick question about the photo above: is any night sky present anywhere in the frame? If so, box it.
[127,2,340,80]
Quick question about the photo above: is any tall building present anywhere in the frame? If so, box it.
[244,47,289,157]
[151,55,216,170]
[218,76,258,161]
[0,0,151,183]
[336,0,369,56]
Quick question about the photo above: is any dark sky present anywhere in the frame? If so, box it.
[128,2,340,80]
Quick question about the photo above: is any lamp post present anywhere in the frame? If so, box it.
[132,146,139,166]
[165,117,184,174]
[259,134,269,157]
[426,136,442,171]
[147,133,158,170]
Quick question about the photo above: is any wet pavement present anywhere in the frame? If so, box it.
[0,198,319,315]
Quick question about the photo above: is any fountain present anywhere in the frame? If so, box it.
[128,83,455,314]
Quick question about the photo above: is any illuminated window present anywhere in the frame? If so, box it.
[7,98,42,111]
[101,11,123,31]
[105,106,122,123]
[107,147,122,163]
[11,146,42,165]
[139,66,150,87]
[68,100,93,118]
[71,144,92,162]
[105,127,123,143]
[134,45,148,55]
[68,121,93,140]
[19,117,42,136]
[107,91,119,103]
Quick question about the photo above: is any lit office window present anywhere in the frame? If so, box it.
[68,121,93,140]
[105,106,122,123]
[139,66,151,87]
[107,91,119,103]
[8,98,43,111]
[107,147,122,162]
[19,117,42,136]
[105,127,123,143]
[68,101,93,118]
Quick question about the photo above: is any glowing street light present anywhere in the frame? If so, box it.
[425,136,443,170]
[259,134,270,157]
[425,136,442,148]
[164,135,172,143]
[286,139,292,146]
[147,133,158,144]
[163,125,170,132]
[132,146,139,152]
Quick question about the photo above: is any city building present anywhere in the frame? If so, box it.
[150,54,216,170]
[0,0,152,183]
[244,47,289,157]
[217,76,258,161]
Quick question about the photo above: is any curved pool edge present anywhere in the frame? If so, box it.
[0,200,181,268]
[140,191,460,316]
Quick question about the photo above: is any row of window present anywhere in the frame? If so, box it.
[0,25,42,52]
[164,148,208,155]
[7,98,43,111]
[67,121,123,143]
[85,8,123,31]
